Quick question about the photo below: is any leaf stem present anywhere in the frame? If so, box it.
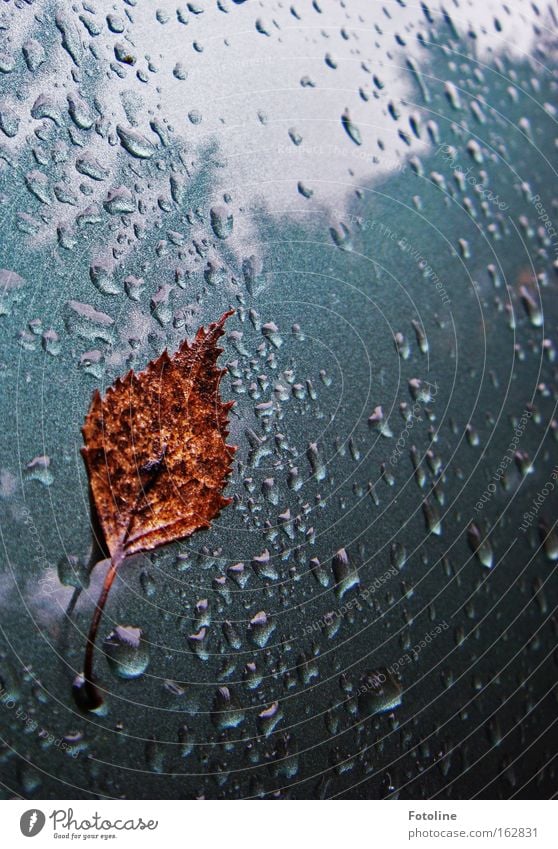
[82,552,122,707]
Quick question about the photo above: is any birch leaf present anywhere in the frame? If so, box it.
[81,309,235,561]
[75,309,235,709]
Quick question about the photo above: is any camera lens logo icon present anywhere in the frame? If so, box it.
[20,810,46,837]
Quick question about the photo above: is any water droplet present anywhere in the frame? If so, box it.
[117,125,156,159]
[103,625,150,679]
[358,669,402,716]
[210,205,233,239]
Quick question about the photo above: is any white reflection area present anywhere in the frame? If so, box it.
[1,0,552,240]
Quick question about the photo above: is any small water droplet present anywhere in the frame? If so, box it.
[103,625,150,679]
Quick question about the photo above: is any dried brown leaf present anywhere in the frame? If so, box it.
[81,309,235,561]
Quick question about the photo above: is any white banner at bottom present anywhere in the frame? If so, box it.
[3,800,555,848]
